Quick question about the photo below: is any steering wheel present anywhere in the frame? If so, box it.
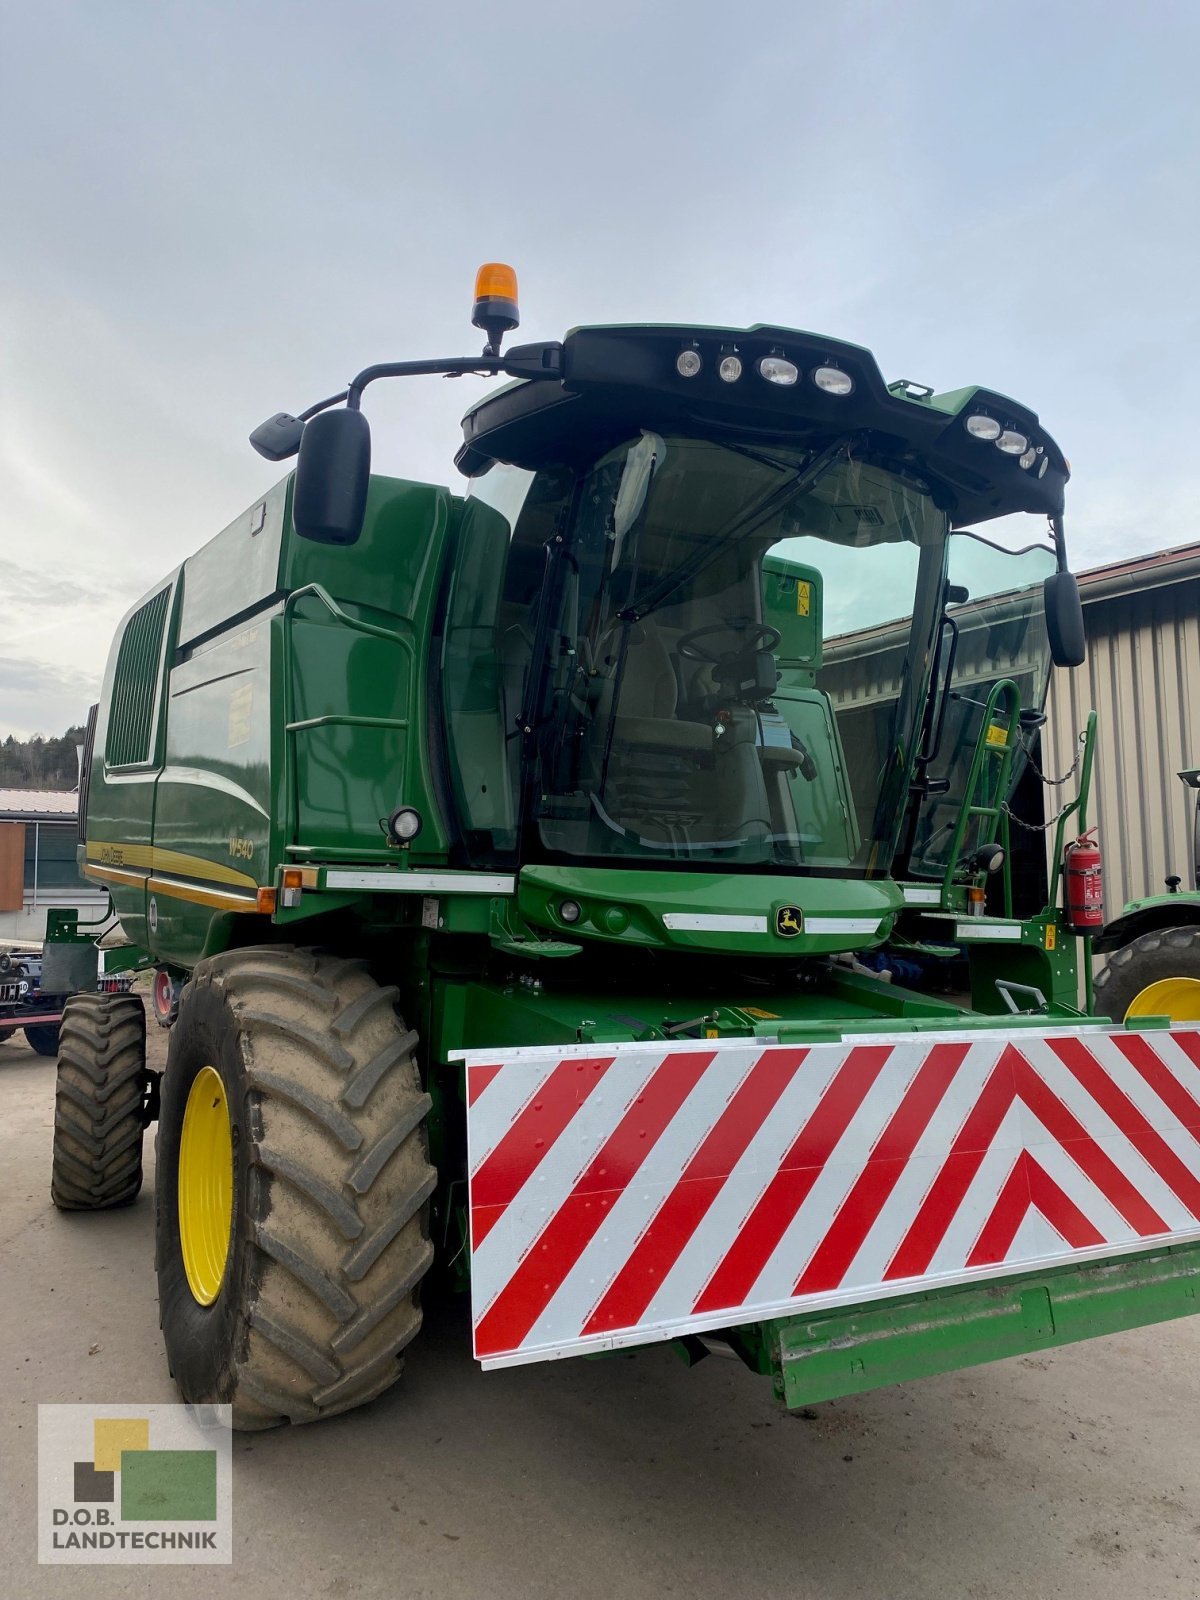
[678,618,781,663]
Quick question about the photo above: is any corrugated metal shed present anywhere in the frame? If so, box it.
[0,789,79,822]
[1044,542,1200,921]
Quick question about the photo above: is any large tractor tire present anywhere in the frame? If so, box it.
[51,992,148,1210]
[1094,925,1200,1023]
[155,946,435,1430]
[26,1022,62,1057]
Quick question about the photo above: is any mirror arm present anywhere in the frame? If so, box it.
[298,389,350,422]
[346,355,504,409]
[1050,512,1068,571]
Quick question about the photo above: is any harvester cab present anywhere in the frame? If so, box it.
[271,269,1083,967]
[61,266,1200,1430]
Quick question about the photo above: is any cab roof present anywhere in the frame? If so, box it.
[457,323,1068,528]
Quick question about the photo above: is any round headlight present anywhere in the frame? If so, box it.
[758,355,799,386]
[718,353,743,383]
[387,806,423,842]
[813,365,853,396]
[559,899,582,925]
[996,429,1028,455]
[675,347,702,379]
[965,414,1002,441]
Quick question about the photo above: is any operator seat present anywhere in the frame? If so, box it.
[613,621,678,719]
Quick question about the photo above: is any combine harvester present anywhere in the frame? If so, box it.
[54,266,1200,1428]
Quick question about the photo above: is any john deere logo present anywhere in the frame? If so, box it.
[776,906,803,938]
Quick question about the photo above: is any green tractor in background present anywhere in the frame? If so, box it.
[1094,767,1200,1023]
[52,265,1200,1433]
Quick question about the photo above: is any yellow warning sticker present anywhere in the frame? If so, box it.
[985,722,1009,748]
[796,580,811,617]
[1044,922,1057,950]
[742,1006,782,1020]
[705,1027,720,1039]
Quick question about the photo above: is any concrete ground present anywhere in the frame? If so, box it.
[3,1031,1200,1600]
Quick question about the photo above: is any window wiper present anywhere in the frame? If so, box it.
[624,432,859,622]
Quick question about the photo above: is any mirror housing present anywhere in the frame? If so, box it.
[293,408,371,545]
[249,412,305,462]
[1044,570,1086,668]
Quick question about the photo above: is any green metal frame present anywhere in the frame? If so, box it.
[767,1241,1200,1408]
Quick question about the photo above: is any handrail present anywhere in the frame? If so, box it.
[280,584,416,852]
[939,678,1021,903]
[1046,709,1098,909]
[1043,709,1098,1015]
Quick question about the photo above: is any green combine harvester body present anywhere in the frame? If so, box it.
[58,280,1200,1427]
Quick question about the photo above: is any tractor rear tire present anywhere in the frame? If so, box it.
[51,992,148,1210]
[26,1022,62,1056]
[155,946,436,1430]
[1094,925,1200,1022]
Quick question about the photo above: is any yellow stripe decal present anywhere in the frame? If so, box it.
[149,846,258,888]
[85,842,258,890]
[147,876,259,913]
[85,863,149,890]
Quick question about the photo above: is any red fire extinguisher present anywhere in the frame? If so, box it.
[1064,826,1104,932]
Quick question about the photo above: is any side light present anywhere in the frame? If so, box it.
[758,354,799,386]
[676,346,703,378]
[718,352,743,383]
[387,806,423,843]
[996,429,1028,455]
[965,414,1002,441]
[1038,456,1050,479]
[559,899,582,924]
[813,365,854,396]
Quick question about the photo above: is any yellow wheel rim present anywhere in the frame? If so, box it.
[1125,977,1200,1023]
[178,1066,233,1306]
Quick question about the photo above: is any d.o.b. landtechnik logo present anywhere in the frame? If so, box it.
[38,1404,232,1564]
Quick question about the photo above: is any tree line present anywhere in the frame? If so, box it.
[0,728,87,791]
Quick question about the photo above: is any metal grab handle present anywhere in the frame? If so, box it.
[280,583,417,850]
[995,978,1048,1015]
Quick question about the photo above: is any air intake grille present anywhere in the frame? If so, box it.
[106,588,169,768]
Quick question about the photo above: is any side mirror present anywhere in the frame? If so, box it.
[1044,570,1085,668]
[249,412,305,462]
[293,408,371,545]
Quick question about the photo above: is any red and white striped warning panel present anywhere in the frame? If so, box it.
[461,1028,1200,1368]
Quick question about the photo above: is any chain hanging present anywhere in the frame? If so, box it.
[1019,727,1085,788]
[1002,729,1087,831]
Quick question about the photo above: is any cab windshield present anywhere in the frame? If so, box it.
[441,434,949,875]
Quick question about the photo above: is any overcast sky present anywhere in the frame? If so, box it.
[3,0,1198,738]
